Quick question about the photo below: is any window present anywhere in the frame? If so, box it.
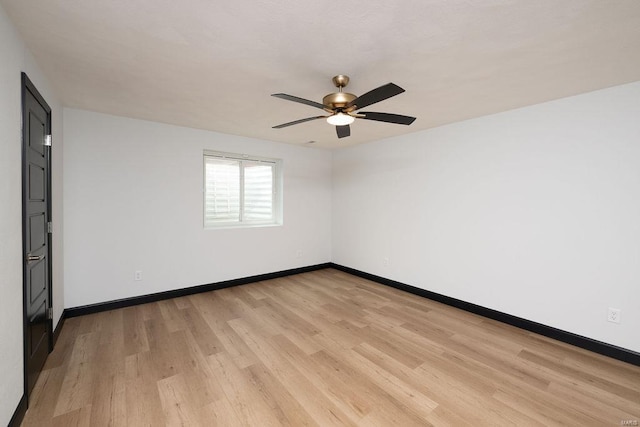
[204,151,282,228]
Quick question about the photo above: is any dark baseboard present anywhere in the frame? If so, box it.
[328,263,640,367]
[8,393,27,427]
[59,261,640,367]
[65,263,332,318]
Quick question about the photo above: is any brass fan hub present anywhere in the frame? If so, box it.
[323,92,356,109]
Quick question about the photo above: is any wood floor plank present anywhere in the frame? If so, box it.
[157,299,189,333]
[309,348,435,426]
[21,269,640,426]
[345,348,439,419]
[123,352,165,426]
[45,317,81,369]
[199,397,243,426]
[227,318,356,426]
[51,359,94,418]
[50,406,92,427]
[87,370,126,427]
[122,306,150,356]
[157,373,203,426]
[178,328,225,406]
[244,363,319,427]
[180,304,226,356]
[242,282,271,301]
[519,348,640,404]
[21,365,66,426]
[253,300,323,355]
[208,351,287,427]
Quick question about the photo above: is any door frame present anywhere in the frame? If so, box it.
[21,72,53,402]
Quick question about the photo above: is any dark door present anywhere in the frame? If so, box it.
[22,73,53,397]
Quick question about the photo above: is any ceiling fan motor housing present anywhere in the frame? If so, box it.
[323,92,356,110]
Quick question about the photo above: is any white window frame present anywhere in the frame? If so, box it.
[203,150,283,229]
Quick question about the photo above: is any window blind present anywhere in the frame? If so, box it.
[204,152,280,228]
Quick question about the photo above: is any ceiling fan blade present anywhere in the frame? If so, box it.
[272,116,326,129]
[346,83,405,110]
[336,125,350,138]
[271,93,326,110]
[359,111,416,125]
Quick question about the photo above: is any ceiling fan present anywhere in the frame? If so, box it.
[271,75,416,139]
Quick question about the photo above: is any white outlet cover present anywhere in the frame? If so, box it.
[607,308,621,324]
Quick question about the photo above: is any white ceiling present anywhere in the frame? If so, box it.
[3,0,640,149]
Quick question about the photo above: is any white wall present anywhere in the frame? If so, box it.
[63,109,332,308]
[333,82,640,353]
[0,3,64,424]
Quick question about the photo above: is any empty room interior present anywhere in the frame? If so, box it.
[2,1,640,425]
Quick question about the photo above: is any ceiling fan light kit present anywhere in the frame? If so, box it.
[272,75,416,139]
[327,112,355,126]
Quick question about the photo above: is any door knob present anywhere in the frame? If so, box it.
[27,254,43,262]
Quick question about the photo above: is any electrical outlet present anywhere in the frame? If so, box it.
[383,257,389,266]
[134,271,143,281]
[607,307,621,324]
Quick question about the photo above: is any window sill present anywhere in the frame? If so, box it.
[204,222,283,230]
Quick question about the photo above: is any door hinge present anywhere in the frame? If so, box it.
[47,222,52,234]
[47,307,53,320]
[44,135,52,147]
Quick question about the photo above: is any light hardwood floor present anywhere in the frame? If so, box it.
[22,269,640,426]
